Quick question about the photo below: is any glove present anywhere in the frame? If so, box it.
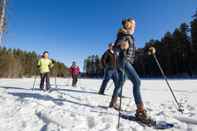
[148,46,156,55]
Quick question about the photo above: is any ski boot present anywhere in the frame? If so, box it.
[109,96,121,110]
[98,90,104,95]
[135,104,154,126]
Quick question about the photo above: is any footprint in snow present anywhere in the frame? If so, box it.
[87,116,96,129]
[187,105,195,111]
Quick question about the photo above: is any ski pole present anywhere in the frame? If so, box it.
[117,66,126,128]
[51,62,57,89]
[32,59,39,90]
[55,74,57,88]
[118,86,123,128]
[32,75,37,90]
[149,47,184,113]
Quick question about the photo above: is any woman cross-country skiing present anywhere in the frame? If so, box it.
[109,18,150,122]
[69,61,80,87]
[37,51,54,91]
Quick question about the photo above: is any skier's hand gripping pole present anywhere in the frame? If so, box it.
[148,46,156,55]
[148,46,184,114]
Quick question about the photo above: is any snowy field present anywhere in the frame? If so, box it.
[0,78,197,131]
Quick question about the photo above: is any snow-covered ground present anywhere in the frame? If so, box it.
[0,78,197,131]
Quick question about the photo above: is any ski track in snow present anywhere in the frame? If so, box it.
[0,78,197,131]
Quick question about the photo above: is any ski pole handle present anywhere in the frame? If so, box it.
[148,46,156,55]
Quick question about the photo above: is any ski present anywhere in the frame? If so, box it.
[120,113,174,129]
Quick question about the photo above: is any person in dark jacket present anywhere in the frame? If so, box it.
[98,43,119,95]
[109,18,149,121]
[69,61,80,87]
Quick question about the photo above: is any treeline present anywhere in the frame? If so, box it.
[0,47,69,78]
[83,55,103,78]
[84,10,197,78]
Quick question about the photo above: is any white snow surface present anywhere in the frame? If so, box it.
[0,78,197,131]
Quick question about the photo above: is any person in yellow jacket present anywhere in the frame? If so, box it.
[37,51,54,90]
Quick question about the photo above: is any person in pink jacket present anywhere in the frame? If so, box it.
[69,61,80,87]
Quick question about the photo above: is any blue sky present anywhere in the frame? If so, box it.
[5,0,197,69]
